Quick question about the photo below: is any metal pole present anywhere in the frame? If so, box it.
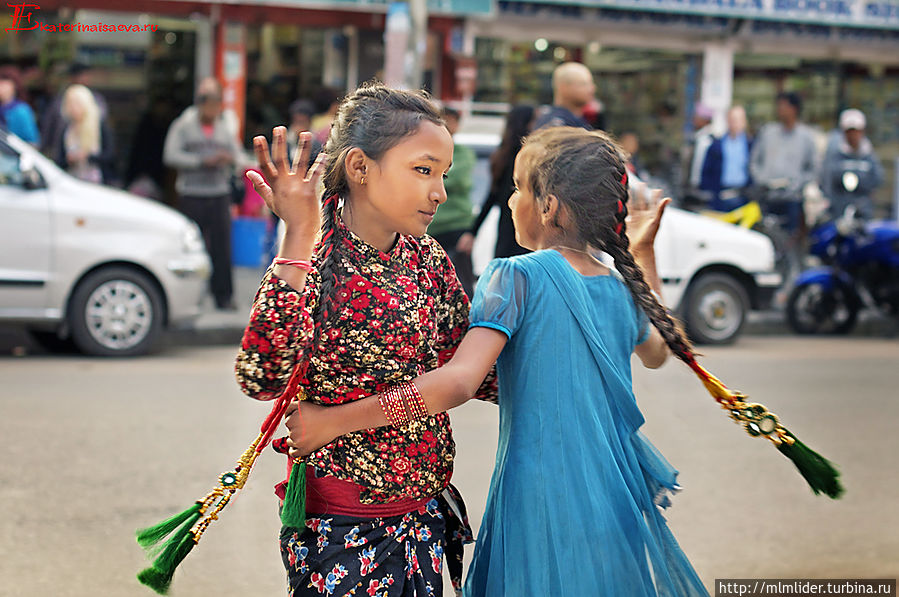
[408,0,428,90]
[383,3,410,88]
[346,26,359,92]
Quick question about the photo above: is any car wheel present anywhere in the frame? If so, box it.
[683,272,749,345]
[68,267,164,357]
[786,281,858,335]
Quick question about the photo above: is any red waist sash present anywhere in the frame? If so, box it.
[275,465,432,518]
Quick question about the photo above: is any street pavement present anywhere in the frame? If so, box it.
[1,337,898,596]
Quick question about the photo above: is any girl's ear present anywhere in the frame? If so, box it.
[345,148,368,185]
[540,194,561,227]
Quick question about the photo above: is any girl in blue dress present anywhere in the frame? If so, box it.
[286,127,710,596]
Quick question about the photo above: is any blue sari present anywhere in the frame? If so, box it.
[464,250,709,597]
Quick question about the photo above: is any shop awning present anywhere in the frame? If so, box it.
[502,0,899,30]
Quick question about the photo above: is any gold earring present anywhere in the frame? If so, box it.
[360,176,366,185]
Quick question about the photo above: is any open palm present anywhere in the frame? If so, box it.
[626,182,670,255]
[246,127,327,239]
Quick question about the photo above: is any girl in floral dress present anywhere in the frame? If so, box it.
[237,83,494,596]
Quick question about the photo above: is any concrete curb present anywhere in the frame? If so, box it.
[162,308,897,348]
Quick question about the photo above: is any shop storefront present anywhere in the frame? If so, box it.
[464,0,899,212]
[2,0,488,201]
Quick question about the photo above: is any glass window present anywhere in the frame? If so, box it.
[0,141,23,186]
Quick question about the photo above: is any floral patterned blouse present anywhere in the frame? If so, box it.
[235,217,496,504]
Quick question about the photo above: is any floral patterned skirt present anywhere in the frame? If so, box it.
[279,487,472,597]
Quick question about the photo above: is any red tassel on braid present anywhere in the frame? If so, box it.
[318,192,340,260]
[614,199,625,235]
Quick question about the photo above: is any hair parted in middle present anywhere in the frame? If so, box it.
[518,126,695,365]
[313,81,445,336]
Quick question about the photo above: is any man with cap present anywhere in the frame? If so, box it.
[819,109,884,220]
[749,91,819,232]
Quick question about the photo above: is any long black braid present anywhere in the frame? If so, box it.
[312,82,444,342]
[520,127,695,364]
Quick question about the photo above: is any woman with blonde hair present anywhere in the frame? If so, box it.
[54,83,114,184]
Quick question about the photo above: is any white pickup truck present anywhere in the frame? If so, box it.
[649,206,781,343]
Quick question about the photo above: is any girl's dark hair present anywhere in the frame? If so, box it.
[519,127,694,364]
[314,82,444,335]
[490,104,535,183]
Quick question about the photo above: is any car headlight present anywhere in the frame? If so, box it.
[182,223,205,254]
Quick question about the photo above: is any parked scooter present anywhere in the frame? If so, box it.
[786,207,899,334]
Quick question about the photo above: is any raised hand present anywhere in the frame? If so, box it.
[246,128,327,241]
[626,183,670,257]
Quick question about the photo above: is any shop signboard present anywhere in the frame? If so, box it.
[510,0,899,29]
[165,0,493,16]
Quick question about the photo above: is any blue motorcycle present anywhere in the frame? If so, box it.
[786,208,899,334]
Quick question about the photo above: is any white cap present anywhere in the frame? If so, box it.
[839,109,866,131]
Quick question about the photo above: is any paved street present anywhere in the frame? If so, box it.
[1,336,897,597]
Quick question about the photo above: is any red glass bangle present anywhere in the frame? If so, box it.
[379,382,428,426]
[273,257,315,273]
[379,390,409,426]
[402,382,428,420]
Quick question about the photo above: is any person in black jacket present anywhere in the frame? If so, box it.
[459,104,535,259]
[533,62,595,131]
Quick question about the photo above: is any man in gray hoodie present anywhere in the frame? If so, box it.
[164,78,245,310]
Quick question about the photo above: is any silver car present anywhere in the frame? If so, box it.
[0,129,210,356]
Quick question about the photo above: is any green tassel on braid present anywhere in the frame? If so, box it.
[135,367,303,594]
[136,502,202,553]
[137,532,197,594]
[273,192,340,531]
[777,431,844,498]
[280,460,307,528]
[136,501,203,593]
[683,358,844,499]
